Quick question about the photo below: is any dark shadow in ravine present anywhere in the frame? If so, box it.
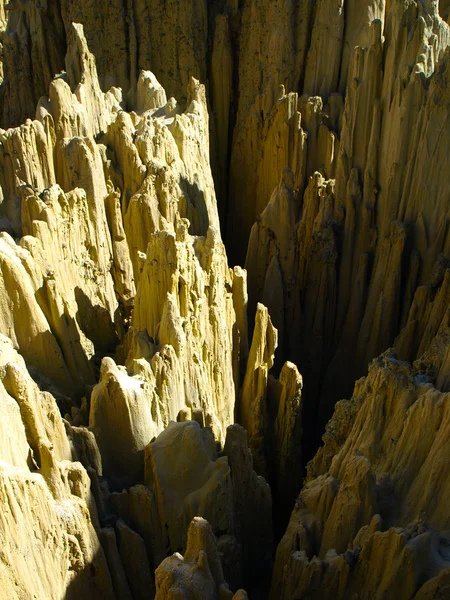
[178,176,210,237]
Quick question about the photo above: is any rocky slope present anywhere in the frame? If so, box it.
[0,1,450,599]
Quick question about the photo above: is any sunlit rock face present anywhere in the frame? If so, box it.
[0,21,248,599]
[272,351,450,599]
[1,2,450,600]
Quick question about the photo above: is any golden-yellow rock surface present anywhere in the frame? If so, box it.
[0,22,249,599]
[155,517,248,600]
[272,351,450,598]
[0,335,115,599]
[0,2,450,599]
[244,2,450,443]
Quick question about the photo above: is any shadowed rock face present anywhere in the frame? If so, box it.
[245,7,450,449]
[0,3,450,600]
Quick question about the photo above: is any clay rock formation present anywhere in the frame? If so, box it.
[272,350,450,598]
[272,516,450,600]
[0,21,243,432]
[129,222,238,444]
[1,2,450,599]
[144,421,235,559]
[0,0,407,254]
[0,23,125,397]
[239,303,304,535]
[0,334,115,599]
[111,420,272,592]
[155,517,248,600]
[244,3,450,446]
[0,22,249,600]
[89,357,162,487]
[240,303,278,475]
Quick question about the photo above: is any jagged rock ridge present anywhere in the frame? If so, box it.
[0,2,450,600]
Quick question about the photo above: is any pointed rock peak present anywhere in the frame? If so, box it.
[65,23,98,92]
[136,71,168,114]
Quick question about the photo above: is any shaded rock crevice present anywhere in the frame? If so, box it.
[0,3,450,600]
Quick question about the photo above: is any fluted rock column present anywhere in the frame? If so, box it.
[239,303,277,475]
[155,517,248,599]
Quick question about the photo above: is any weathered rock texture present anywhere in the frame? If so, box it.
[0,22,251,600]
[272,351,450,598]
[0,0,398,252]
[109,420,272,593]
[155,517,248,600]
[0,335,116,599]
[0,21,244,435]
[239,303,304,532]
[1,2,450,600]
[245,2,450,446]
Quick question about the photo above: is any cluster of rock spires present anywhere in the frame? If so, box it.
[0,1,450,598]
